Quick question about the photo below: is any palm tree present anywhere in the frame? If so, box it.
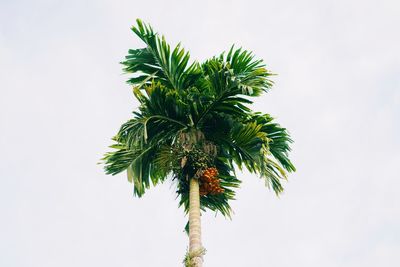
[102,19,295,267]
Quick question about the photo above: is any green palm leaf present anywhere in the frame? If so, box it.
[123,19,201,91]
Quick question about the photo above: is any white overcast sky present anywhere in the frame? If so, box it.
[1,0,399,266]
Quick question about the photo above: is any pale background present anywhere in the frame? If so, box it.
[1,0,399,266]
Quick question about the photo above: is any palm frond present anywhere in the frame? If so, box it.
[224,45,274,96]
[194,59,254,125]
[249,113,296,172]
[103,100,186,196]
[123,19,201,90]
[202,112,294,195]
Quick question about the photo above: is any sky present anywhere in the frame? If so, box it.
[1,0,399,266]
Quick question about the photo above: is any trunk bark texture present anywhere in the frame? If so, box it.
[188,178,203,266]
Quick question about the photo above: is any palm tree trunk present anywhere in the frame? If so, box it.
[189,178,203,266]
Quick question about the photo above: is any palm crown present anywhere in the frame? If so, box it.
[102,19,295,219]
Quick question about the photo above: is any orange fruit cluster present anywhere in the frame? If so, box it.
[199,167,225,196]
